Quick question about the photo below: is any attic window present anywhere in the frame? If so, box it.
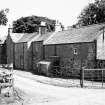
[74,48,78,55]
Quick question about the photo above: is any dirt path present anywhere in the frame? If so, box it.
[14,71,105,105]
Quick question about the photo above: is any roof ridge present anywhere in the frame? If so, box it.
[44,23,105,45]
[75,22,105,29]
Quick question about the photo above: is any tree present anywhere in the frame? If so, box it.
[0,9,9,26]
[12,16,56,33]
[77,0,105,26]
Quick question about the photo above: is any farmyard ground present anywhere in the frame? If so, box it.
[0,68,105,105]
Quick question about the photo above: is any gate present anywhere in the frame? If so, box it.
[50,66,105,88]
[80,68,105,88]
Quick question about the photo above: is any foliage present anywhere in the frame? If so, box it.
[12,16,56,33]
[0,9,9,26]
[77,0,105,26]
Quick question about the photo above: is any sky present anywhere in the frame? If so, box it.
[0,0,94,37]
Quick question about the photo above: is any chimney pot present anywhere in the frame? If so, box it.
[55,20,64,32]
[8,27,12,36]
[39,26,47,35]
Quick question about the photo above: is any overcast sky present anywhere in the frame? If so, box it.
[0,0,94,37]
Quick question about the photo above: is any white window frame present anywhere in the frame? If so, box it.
[74,48,78,55]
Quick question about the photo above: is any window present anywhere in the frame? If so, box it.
[74,48,78,55]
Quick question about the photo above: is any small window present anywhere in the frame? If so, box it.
[74,48,78,55]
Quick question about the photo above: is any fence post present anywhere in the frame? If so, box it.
[0,87,1,94]
[80,67,84,88]
[102,69,103,87]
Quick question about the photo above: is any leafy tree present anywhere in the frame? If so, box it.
[0,9,9,25]
[77,0,105,26]
[12,16,56,33]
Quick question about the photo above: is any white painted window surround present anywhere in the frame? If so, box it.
[74,48,78,55]
[97,32,105,60]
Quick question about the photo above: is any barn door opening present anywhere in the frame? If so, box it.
[20,55,24,70]
[73,48,81,69]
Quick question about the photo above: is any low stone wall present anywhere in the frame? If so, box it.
[0,70,14,97]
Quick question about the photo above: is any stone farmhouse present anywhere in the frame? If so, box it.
[1,23,105,77]
[44,23,105,76]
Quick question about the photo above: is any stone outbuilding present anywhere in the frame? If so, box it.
[13,26,54,71]
[4,22,105,78]
[43,23,105,77]
[6,28,23,65]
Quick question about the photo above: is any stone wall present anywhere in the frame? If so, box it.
[6,35,14,64]
[44,42,96,77]
[14,43,24,69]
[14,41,43,71]
[32,41,43,71]
[14,42,32,70]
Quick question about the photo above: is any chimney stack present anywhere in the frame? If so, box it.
[8,25,12,36]
[39,22,47,35]
[55,20,64,32]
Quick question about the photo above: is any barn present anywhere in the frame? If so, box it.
[0,22,62,70]
[14,32,38,70]
[13,26,54,71]
[6,28,23,65]
[43,23,105,77]
[10,22,105,77]
[0,28,24,67]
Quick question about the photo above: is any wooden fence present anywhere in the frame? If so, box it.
[49,66,105,88]
[80,68,105,88]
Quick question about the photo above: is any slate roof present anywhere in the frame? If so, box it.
[16,32,54,43]
[33,32,54,42]
[44,23,105,45]
[17,32,38,43]
[10,33,24,43]
[0,31,54,44]
[0,33,24,44]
